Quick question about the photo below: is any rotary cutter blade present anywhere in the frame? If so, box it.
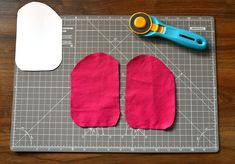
[129,12,152,35]
[129,12,208,50]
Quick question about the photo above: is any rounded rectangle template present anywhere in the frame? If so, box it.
[15,2,62,71]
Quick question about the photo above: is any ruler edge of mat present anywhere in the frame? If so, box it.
[10,16,219,153]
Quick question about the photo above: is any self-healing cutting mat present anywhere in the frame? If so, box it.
[11,16,218,152]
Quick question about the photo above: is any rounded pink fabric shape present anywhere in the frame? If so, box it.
[70,52,120,127]
[125,54,176,130]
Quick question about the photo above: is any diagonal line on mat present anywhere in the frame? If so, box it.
[14,91,70,146]
[109,32,132,53]
[178,111,215,146]
[87,20,129,60]
[153,43,214,105]
[177,77,213,112]
[143,41,214,106]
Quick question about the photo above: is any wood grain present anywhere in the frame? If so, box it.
[0,0,234,163]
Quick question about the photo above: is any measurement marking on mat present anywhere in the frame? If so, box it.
[189,27,206,31]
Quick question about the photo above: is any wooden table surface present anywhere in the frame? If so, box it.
[0,0,234,163]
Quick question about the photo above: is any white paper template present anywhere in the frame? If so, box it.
[15,2,62,71]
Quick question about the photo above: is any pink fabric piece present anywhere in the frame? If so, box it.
[125,54,176,130]
[70,52,120,127]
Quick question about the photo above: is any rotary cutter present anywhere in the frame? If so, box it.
[129,12,208,50]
